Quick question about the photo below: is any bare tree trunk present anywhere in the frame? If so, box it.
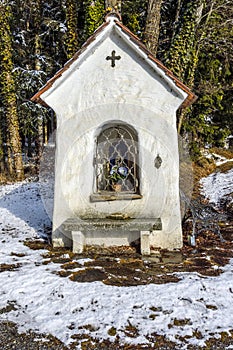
[144,0,163,56]
[0,125,5,175]
[35,37,44,159]
[34,1,44,160]
[105,0,121,12]
[177,109,185,135]
[44,122,48,145]
[175,1,211,135]
[6,136,14,177]
[35,116,43,160]
[0,4,24,180]
[172,0,182,41]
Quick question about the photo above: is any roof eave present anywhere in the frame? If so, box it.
[31,21,110,105]
[115,21,197,108]
[31,14,197,110]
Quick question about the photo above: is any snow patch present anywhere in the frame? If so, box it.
[200,168,233,207]
[0,181,233,348]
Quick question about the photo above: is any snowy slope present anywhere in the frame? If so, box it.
[0,181,233,349]
[201,168,233,207]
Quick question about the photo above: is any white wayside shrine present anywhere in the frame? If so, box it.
[32,13,196,255]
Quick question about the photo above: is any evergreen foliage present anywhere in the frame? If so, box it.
[180,0,233,156]
[165,0,203,83]
[83,0,105,39]
[65,0,79,59]
[0,0,232,178]
[121,0,147,37]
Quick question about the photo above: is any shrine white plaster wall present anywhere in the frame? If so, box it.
[40,19,187,250]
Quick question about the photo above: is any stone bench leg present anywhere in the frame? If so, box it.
[140,231,150,255]
[72,231,85,254]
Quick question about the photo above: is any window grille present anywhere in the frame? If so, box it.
[95,124,139,193]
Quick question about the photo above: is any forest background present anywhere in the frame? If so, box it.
[0,0,232,181]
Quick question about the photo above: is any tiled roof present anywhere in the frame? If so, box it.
[31,13,197,109]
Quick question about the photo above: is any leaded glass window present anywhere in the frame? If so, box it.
[95,124,140,194]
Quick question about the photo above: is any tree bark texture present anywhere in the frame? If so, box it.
[105,0,121,12]
[144,0,163,56]
[0,4,24,180]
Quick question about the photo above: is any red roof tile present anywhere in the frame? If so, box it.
[31,14,197,109]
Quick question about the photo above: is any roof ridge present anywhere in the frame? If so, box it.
[31,16,197,109]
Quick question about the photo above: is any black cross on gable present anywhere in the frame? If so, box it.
[106,50,121,67]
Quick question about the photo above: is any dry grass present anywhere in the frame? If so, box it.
[210,147,233,159]
[0,173,12,185]
[217,160,233,173]
[192,160,216,198]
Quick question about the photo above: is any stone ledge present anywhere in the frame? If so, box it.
[90,193,143,202]
[62,217,162,232]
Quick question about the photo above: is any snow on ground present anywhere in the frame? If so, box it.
[0,180,233,349]
[201,168,233,207]
[203,151,233,167]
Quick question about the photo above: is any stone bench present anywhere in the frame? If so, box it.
[62,217,162,255]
